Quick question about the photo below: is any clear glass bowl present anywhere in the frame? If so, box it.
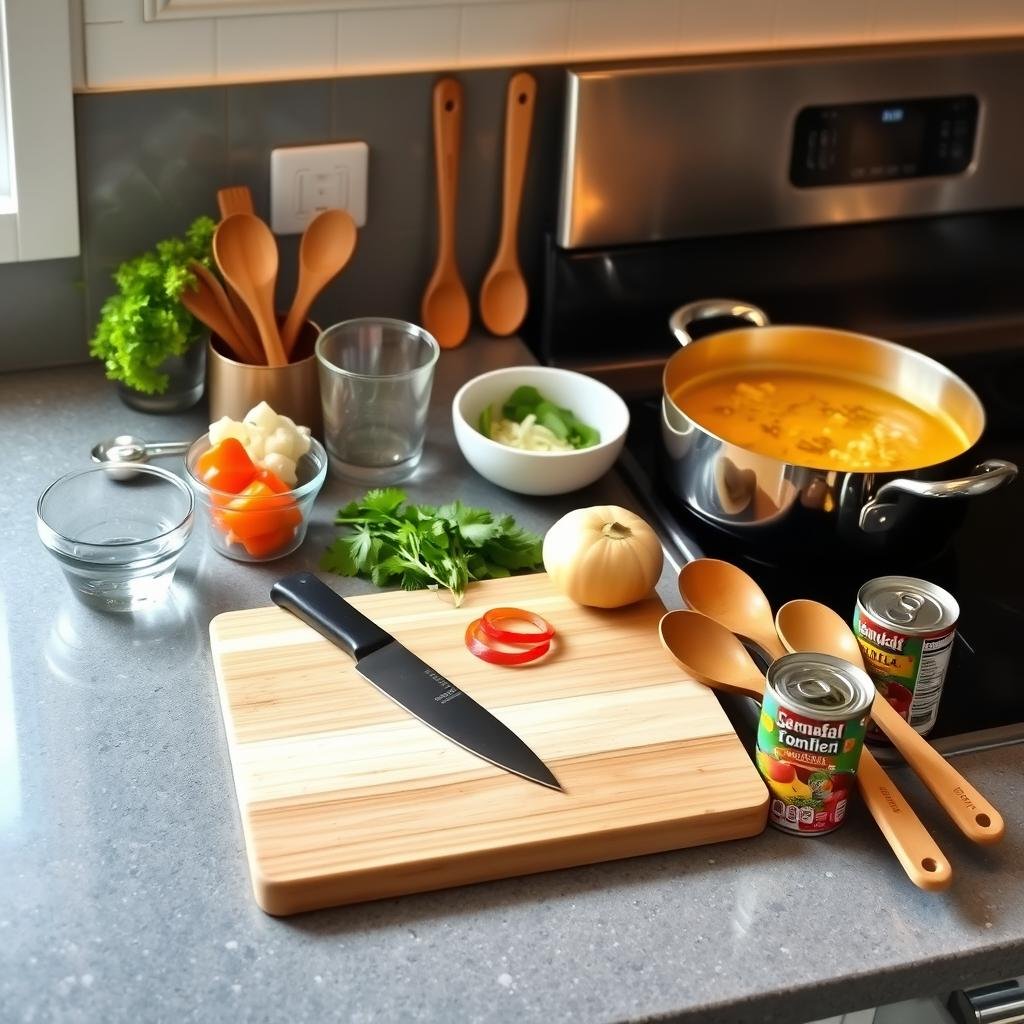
[185,434,327,563]
[37,463,195,612]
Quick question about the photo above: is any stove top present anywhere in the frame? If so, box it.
[614,347,1024,758]
[535,42,1024,756]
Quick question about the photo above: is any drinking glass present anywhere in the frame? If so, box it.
[315,318,440,483]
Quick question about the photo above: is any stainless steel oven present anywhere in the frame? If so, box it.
[538,37,1024,759]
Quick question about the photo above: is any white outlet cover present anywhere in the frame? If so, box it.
[270,141,368,235]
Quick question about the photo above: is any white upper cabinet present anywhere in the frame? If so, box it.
[72,1,1024,92]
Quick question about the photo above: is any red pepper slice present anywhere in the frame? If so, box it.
[480,607,555,646]
[465,618,551,666]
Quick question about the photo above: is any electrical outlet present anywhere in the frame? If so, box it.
[270,142,368,234]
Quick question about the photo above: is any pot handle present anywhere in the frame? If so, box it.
[668,298,770,348]
[860,459,1018,533]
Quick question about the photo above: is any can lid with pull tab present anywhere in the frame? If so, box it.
[858,575,959,633]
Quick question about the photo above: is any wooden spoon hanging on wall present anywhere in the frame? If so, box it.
[421,77,471,349]
[479,72,537,337]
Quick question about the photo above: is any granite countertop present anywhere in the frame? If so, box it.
[2,338,1022,1024]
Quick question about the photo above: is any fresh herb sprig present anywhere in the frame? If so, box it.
[89,215,216,395]
[321,488,543,606]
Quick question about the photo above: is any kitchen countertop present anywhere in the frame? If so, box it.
[2,337,1022,1024]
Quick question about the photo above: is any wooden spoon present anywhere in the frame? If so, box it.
[181,261,264,365]
[422,77,471,349]
[281,209,357,357]
[658,609,952,892]
[776,598,1005,845]
[213,213,287,367]
[217,185,255,220]
[479,72,536,337]
[678,558,788,661]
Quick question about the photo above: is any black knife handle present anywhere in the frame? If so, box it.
[271,573,393,661]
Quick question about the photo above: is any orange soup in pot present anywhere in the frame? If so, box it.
[671,368,971,472]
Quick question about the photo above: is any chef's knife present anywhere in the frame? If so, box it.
[271,573,563,791]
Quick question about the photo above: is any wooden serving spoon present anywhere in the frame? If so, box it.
[658,609,952,892]
[776,598,1005,845]
[422,77,471,349]
[181,261,264,365]
[678,558,788,661]
[479,72,536,337]
[213,213,287,367]
[281,208,357,358]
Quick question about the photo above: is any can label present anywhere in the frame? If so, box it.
[756,691,868,835]
[854,609,955,738]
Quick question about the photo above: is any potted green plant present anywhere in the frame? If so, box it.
[90,215,216,413]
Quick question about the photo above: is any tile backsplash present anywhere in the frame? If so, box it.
[3,0,1023,372]
[0,65,565,372]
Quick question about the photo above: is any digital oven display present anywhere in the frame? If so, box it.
[790,95,978,188]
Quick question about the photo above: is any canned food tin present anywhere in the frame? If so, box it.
[854,576,959,739]
[756,653,874,836]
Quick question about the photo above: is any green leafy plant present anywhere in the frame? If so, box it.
[89,216,216,394]
[321,488,544,606]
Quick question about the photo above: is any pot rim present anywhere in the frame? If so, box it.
[661,321,987,476]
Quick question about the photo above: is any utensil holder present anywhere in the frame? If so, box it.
[207,319,322,436]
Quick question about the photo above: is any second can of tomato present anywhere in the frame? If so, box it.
[756,654,874,835]
[854,576,959,740]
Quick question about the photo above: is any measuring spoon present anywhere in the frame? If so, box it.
[658,608,952,892]
[281,208,357,358]
[479,72,536,337]
[214,214,287,367]
[421,77,471,349]
[776,598,1004,845]
[678,558,788,660]
[91,435,190,465]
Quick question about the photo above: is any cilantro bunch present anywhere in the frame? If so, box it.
[321,489,544,606]
[89,216,216,395]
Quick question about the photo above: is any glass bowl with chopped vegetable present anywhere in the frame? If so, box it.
[452,366,630,495]
[185,402,328,562]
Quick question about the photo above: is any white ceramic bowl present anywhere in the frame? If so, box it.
[452,366,630,496]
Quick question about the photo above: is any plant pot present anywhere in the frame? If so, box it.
[117,337,207,414]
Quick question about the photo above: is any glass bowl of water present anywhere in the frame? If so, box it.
[36,463,194,612]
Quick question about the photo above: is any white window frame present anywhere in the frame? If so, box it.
[0,0,79,264]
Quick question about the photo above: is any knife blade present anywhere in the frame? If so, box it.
[271,573,563,791]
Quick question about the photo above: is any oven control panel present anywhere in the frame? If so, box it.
[790,95,978,187]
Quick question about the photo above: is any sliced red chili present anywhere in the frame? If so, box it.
[480,606,556,646]
[465,618,551,666]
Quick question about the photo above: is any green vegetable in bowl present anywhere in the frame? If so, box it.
[321,488,544,606]
[478,386,601,451]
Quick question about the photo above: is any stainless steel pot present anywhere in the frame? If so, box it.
[661,299,1017,556]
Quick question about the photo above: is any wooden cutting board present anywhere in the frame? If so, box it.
[210,574,768,915]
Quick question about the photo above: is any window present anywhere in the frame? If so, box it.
[0,6,14,212]
[0,0,79,263]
